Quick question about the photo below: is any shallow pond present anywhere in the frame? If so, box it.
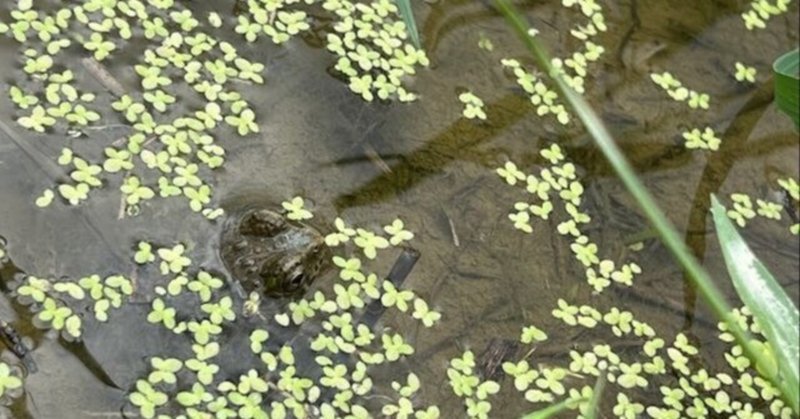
[0,0,798,418]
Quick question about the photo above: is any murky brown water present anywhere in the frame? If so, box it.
[0,0,798,417]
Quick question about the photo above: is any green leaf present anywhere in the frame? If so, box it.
[54,282,85,300]
[521,396,583,419]
[393,0,421,50]
[773,49,799,128]
[35,189,54,207]
[710,195,800,408]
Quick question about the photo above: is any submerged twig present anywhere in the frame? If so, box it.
[361,143,393,175]
[446,211,460,247]
[81,58,126,97]
[359,247,421,329]
[117,190,127,220]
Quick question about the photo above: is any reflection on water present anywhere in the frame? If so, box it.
[0,0,798,417]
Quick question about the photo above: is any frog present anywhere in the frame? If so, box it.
[219,208,328,298]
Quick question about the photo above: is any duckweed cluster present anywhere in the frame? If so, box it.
[497,144,642,293]
[682,127,722,151]
[490,0,608,126]
[1,0,279,218]
[6,207,441,417]
[472,298,794,418]
[14,272,134,340]
[647,1,792,157]
[324,0,430,102]
[233,0,311,44]
[741,0,793,30]
[650,72,711,111]
[493,139,795,416]
[446,350,501,419]
[133,217,441,417]
[282,196,314,221]
[9,204,437,417]
[3,0,426,218]
[458,91,487,121]
[725,177,799,235]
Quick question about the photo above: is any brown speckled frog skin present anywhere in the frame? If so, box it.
[220,208,327,298]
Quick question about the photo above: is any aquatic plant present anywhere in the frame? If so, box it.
[493,0,607,127]
[496,298,797,418]
[774,49,799,127]
[129,379,169,418]
[13,272,134,339]
[494,0,799,412]
[711,195,799,403]
[281,196,314,221]
[0,1,269,219]
[681,127,721,151]
[450,357,500,418]
[722,177,799,235]
[458,91,487,120]
[734,62,758,83]
[1,0,430,219]
[650,72,711,110]
[631,66,720,156]
[0,0,795,417]
[98,207,442,417]
[741,0,793,30]
[496,144,642,293]
[323,0,429,102]
[0,362,23,400]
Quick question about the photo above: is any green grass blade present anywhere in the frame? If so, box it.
[520,370,603,418]
[520,397,583,419]
[395,0,422,49]
[710,194,800,405]
[584,369,606,419]
[492,0,799,412]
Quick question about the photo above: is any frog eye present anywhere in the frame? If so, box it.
[288,273,305,289]
[240,210,286,236]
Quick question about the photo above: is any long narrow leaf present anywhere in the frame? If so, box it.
[584,369,606,419]
[520,397,584,419]
[710,194,800,404]
[492,0,798,412]
[395,0,422,49]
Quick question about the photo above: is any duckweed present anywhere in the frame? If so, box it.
[1,0,796,417]
[723,179,798,235]
[497,144,642,293]
[0,362,23,400]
